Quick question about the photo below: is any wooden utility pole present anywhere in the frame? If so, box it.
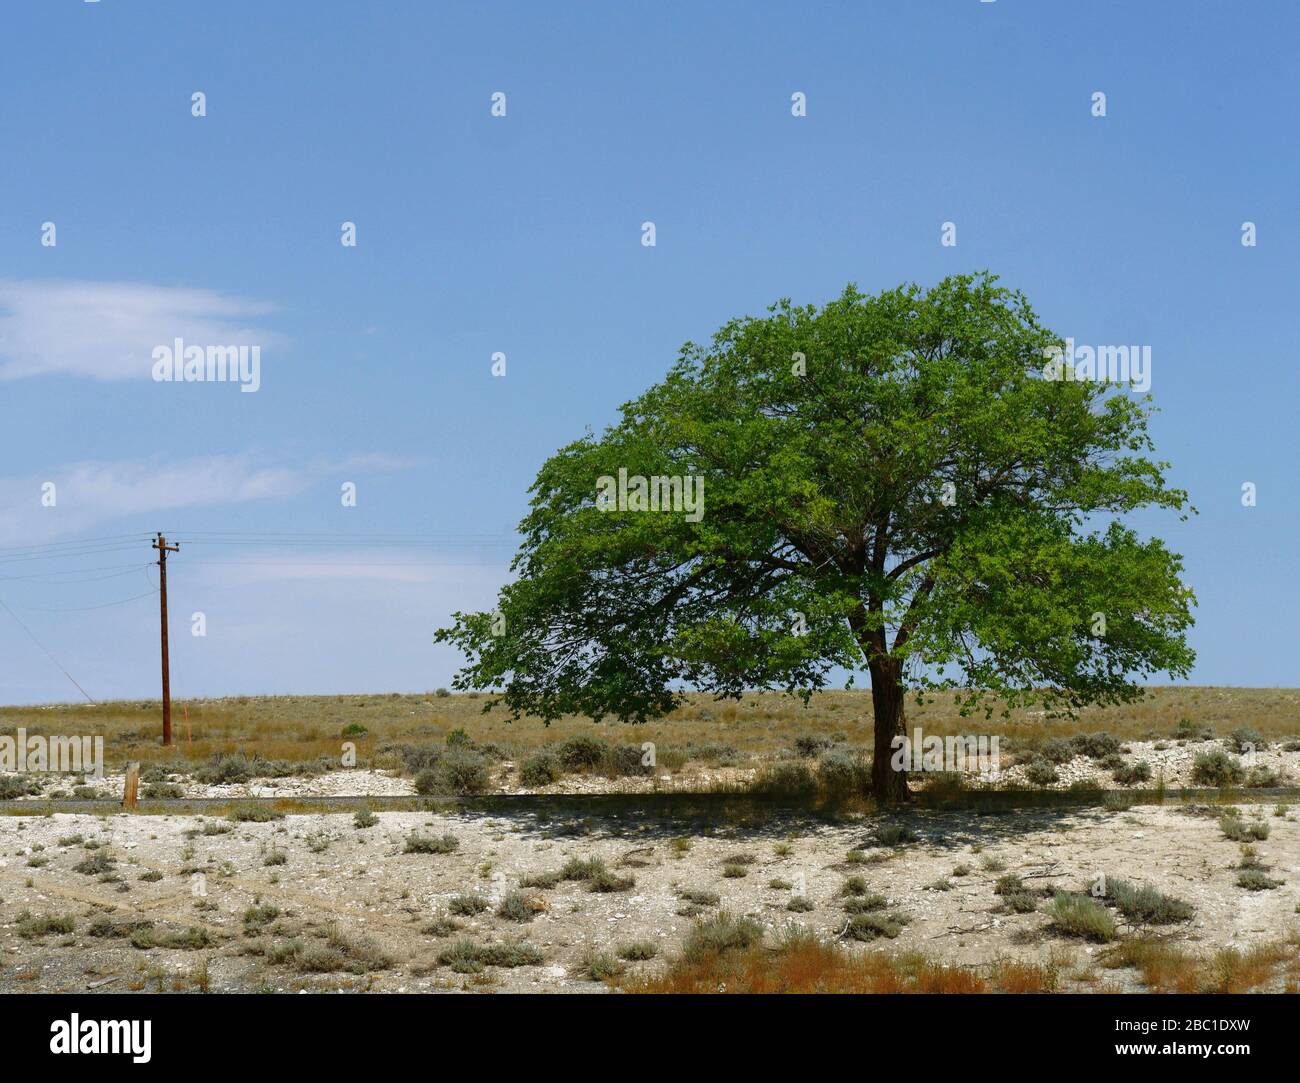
[152,533,180,746]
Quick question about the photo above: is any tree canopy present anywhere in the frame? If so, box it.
[436,272,1196,800]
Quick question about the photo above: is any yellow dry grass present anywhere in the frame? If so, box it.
[2,686,1297,773]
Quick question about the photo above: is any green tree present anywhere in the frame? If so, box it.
[436,273,1195,802]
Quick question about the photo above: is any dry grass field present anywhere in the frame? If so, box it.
[3,686,1298,785]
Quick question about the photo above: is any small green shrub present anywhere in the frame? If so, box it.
[817,747,870,793]
[753,760,817,796]
[1112,761,1152,785]
[681,913,762,962]
[843,893,888,914]
[604,744,650,777]
[226,805,285,823]
[874,823,917,847]
[794,734,834,757]
[243,904,281,932]
[993,873,1024,896]
[1175,718,1214,741]
[587,865,635,893]
[447,893,489,915]
[845,913,902,940]
[1246,766,1282,788]
[17,911,75,938]
[1038,737,1073,764]
[1236,870,1282,891]
[1100,877,1193,924]
[1002,891,1039,913]
[73,850,115,875]
[477,941,544,968]
[496,890,540,922]
[586,951,625,981]
[1069,732,1121,760]
[519,869,564,889]
[1225,727,1267,754]
[1219,811,1269,841]
[558,735,607,771]
[1192,749,1245,787]
[422,916,461,937]
[1024,758,1059,786]
[1046,892,1116,942]
[415,748,489,795]
[519,749,564,787]
[404,832,460,855]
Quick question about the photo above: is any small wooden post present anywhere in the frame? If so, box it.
[122,762,140,809]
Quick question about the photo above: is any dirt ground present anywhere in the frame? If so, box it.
[3,798,1297,993]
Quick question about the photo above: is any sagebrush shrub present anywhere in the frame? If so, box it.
[1112,761,1152,785]
[1023,758,1059,786]
[415,747,489,795]
[1047,892,1116,942]
[1226,727,1267,754]
[558,735,607,770]
[682,913,762,962]
[519,749,563,787]
[1191,749,1244,787]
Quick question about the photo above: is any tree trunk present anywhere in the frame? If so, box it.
[869,656,911,804]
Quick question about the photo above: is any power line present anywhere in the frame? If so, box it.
[0,562,152,583]
[185,559,507,568]
[162,529,515,538]
[15,587,159,613]
[0,533,155,555]
[0,594,97,704]
[0,543,145,566]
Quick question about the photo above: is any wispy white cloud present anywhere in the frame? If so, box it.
[0,279,280,381]
[0,453,412,546]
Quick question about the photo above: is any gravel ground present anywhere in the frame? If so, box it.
[2,798,1297,993]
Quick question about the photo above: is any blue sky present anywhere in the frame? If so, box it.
[0,0,1296,704]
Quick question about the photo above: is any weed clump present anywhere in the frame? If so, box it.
[438,939,543,972]
[17,911,75,938]
[1023,758,1059,786]
[682,913,763,962]
[845,913,904,940]
[1219,810,1269,841]
[558,735,607,770]
[447,893,490,916]
[519,749,564,787]
[1192,749,1245,787]
[227,805,285,823]
[1112,761,1152,785]
[404,832,460,854]
[1099,878,1194,924]
[1046,892,1116,942]
[497,890,545,922]
[415,747,490,795]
